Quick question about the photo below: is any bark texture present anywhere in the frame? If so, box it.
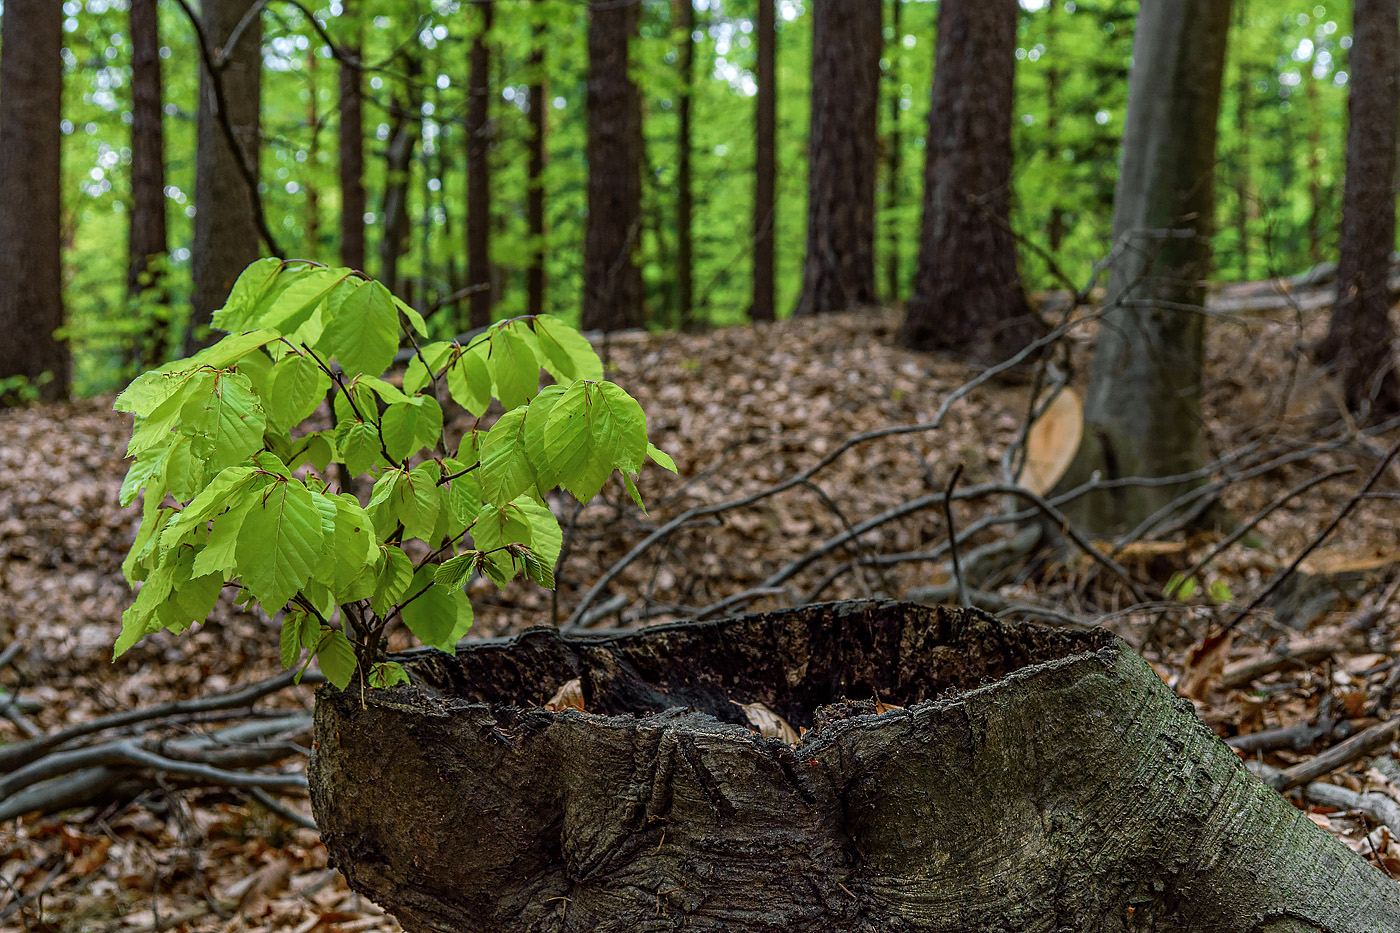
[883,0,902,302]
[1314,0,1400,420]
[527,3,547,319]
[793,0,879,317]
[467,1,494,330]
[379,53,422,301]
[339,6,366,272]
[0,0,68,401]
[1055,0,1232,535]
[310,600,1400,932]
[676,0,696,328]
[898,0,1041,365]
[128,0,170,367]
[582,0,645,332]
[752,0,776,323]
[189,0,263,355]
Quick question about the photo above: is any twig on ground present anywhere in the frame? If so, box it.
[1222,434,1400,637]
[1268,718,1400,792]
[943,463,968,608]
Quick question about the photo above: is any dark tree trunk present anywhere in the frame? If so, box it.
[752,0,777,323]
[128,0,170,369]
[188,0,263,355]
[897,0,1041,365]
[676,0,696,328]
[1055,0,1233,536]
[0,0,67,402]
[582,0,646,332]
[310,601,1400,932]
[1044,0,1066,254]
[304,48,322,259]
[380,53,422,301]
[1314,0,1400,420]
[1233,0,1250,281]
[883,0,902,303]
[794,0,880,316]
[527,3,547,319]
[467,1,494,330]
[339,8,366,272]
[1306,70,1324,266]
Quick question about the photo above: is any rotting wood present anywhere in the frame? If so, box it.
[310,600,1400,932]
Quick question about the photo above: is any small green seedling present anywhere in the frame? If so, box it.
[115,259,674,689]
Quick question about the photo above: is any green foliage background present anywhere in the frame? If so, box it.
[48,0,1354,395]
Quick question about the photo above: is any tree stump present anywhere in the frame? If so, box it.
[309,600,1400,932]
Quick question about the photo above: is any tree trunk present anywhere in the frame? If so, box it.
[380,52,422,301]
[188,0,263,355]
[582,0,646,332]
[676,0,696,328]
[752,0,777,323]
[897,0,1041,365]
[339,6,366,272]
[1054,0,1232,536]
[467,1,494,330]
[1306,69,1324,267]
[128,0,170,369]
[1044,0,1066,254]
[310,600,1400,932]
[304,48,322,260]
[0,0,69,402]
[527,3,547,319]
[793,0,879,317]
[883,0,902,303]
[1233,0,1250,282]
[1314,0,1400,421]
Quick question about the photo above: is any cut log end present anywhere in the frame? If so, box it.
[309,600,1400,933]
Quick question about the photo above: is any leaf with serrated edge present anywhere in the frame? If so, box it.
[404,342,454,395]
[235,479,325,612]
[328,280,398,377]
[489,326,538,410]
[316,629,357,690]
[480,408,535,505]
[446,343,492,416]
[180,371,267,473]
[267,352,331,431]
[647,443,677,473]
[595,382,648,473]
[534,314,603,382]
[371,545,413,615]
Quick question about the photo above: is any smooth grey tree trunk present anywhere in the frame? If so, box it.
[1056,0,1233,535]
[188,0,262,356]
[310,601,1400,932]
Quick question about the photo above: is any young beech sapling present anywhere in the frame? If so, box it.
[114,259,674,688]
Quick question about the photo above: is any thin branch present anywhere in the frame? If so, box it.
[943,463,969,607]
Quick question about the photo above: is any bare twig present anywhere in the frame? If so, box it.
[943,463,969,607]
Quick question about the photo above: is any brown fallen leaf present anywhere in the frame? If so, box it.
[544,678,585,712]
[1178,631,1233,702]
[733,700,799,745]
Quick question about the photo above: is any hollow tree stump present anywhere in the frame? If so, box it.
[309,600,1400,932]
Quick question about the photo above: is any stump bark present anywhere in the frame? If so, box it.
[309,600,1400,932]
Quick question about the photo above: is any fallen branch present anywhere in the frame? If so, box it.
[1268,718,1400,792]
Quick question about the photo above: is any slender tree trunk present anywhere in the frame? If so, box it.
[0,0,67,402]
[467,1,494,330]
[128,0,170,369]
[752,0,777,323]
[380,53,422,301]
[305,48,322,260]
[582,0,646,332]
[884,0,903,302]
[897,0,1041,365]
[339,6,366,271]
[1315,0,1400,420]
[1044,0,1066,254]
[793,0,880,316]
[527,3,547,318]
[1056,0,1233,535]
[1306,69,1324,266]
[1233,0,1250,281]
[676,0,696,327]
[188,0,263,355]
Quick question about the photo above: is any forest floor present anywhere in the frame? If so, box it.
[3,285,1400,931]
